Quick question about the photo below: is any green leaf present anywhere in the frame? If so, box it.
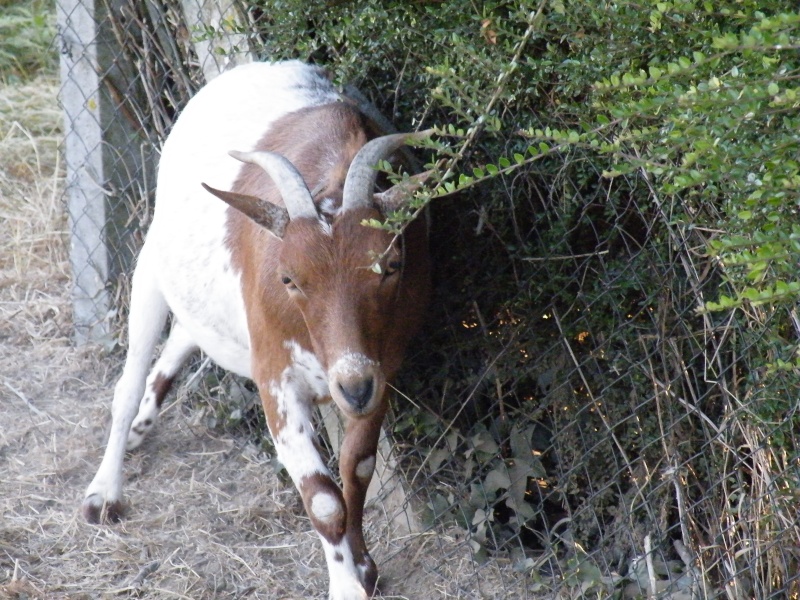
[483,468,511,493]
[362,218,384,229]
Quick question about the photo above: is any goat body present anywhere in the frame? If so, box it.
[82,61,431,599]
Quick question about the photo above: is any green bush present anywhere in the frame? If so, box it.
[214,0,800,590]
[244,5,795,389]
[0,0,57,81]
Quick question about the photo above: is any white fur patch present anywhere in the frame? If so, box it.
[329,352,379,379]
[270,406,327,482]
[282,340,329,398]
[268,340,330,483]
[355,456,376,480]
[310,492,342,522]
[126,394,158,450]
[127,321,198,450]
[319,197,339,216]
[318,219,333,237]
[320,539,369,600]
[318,198,341,233]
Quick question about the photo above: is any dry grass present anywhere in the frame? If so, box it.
[0,74,526,599]
[0,75,65,276]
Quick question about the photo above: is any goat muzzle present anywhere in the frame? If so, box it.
[328,353,385,416]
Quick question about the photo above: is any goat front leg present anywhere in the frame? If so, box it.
[339,404,387,594]
[260,384,370,600]
[83,248,168,523]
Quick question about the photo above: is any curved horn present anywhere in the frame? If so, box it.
[341,130,432,212]
[229,150,317,220]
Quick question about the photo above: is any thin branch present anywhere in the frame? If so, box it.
[523,250,609,262]
[3,379,47,417]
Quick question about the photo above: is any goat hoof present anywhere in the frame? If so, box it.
[126,429,145,451]
[127,415,157,450]
[359,555,377,596]
[327,586,368,600]
[82,494,125,524]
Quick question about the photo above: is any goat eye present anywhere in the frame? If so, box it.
[281,275,294,286]
[384,261,403,276]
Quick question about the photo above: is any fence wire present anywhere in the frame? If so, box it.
[59,1,800,598]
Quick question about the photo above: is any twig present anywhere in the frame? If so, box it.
[674,540,704,600]
[644,534,658,599]
[112,548,182,594]
[673,539,693,567]
[184,355,213,389]
[3,379,47,417]
[551,309,635,474]
[523,250,609,262]
[648,375,721,437]
[669,463,693,566]
[129,560,160,588]
[434,0,547,189]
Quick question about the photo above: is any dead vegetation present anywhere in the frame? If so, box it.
[0,74,524,600]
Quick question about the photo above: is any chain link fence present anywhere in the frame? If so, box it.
[59,1,800,597]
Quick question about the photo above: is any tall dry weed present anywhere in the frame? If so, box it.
[0,75,69,341]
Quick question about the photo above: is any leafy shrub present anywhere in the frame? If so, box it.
[0,0,56,81]
[158,0,800,592]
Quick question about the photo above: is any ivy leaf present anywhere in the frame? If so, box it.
[483,467,511,494]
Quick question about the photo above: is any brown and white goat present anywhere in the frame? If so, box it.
[82,61,431,599]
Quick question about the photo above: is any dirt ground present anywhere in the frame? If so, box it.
[0,331,479,600]
[0,76,524,600]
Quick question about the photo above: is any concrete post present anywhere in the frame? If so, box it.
[58,0,155,344]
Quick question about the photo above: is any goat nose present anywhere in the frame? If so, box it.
[338,377,374,411]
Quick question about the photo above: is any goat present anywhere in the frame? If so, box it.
[82,60,431,599]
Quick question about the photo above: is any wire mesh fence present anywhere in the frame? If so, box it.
[58,0,800,598]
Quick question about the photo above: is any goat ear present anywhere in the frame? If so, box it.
[202,183,289,238]
[373,170,433,213]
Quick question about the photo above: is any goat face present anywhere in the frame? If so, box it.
[278,206,405,416]
[203,132,431,420]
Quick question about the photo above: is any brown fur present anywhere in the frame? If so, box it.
[151,372,174,409]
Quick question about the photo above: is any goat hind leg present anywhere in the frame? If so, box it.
[83,249,168,523]
[126,320,197,450]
